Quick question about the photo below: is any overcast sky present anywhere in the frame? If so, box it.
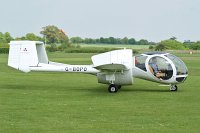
[1,0,200,42]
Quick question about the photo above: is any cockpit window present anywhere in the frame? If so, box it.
[148,56,173,80]
[165,54,188,75]
[135,55,147,71]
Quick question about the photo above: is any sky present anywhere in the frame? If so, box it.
[1,0,200,42]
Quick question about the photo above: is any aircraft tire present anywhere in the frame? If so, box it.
[108,84,118,93]
[170,85,178,91]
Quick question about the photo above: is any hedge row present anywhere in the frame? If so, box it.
[0,43,9,48]
[64,47,138,54]
[0,47,9,54]
[65,47,118,53]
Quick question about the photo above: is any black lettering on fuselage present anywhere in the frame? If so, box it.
[66,67,87,72]
[73,67,87,71]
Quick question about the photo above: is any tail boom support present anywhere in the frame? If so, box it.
[30,64,99,74]
[8,41,99,74]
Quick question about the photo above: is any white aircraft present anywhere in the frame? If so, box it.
[8,41,188,93]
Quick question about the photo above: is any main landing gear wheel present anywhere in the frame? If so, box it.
[170,85,178,91]
[108,84,119,93]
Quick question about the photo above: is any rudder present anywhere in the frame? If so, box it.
[8,41,48,72]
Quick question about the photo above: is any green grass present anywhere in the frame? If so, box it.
[1,52,200,133]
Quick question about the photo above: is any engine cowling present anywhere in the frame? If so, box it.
[97,69,133,85]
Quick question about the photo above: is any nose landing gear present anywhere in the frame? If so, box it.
[170,85,178,91]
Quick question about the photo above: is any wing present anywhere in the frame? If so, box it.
[93,63,128,71]
[91,49,133,72]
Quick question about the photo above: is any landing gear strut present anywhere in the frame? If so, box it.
[170,85,178,91]
[108,84,120,93]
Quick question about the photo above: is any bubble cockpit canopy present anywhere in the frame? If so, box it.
[135,52,188,83]
[165,54,188,75]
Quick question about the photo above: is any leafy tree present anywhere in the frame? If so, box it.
[189,41,200,50]
[4,32,13,43]
[40,25,59,43]
[58,29,69,44]
[40,25,69,44]
[128,38,136,45]
[170,36,177,40]
[48,43,57,52]
[183,40,195,49]
[95,38,100,43]
[84,38,96,44]
[15,36,26,40]
[121,37,128,44]
[14,33,43,41]
[100,37,105,43]
[137,39,149,45]
[0,32,13,43]
[149,45,154,50]
[25,33,42,41]
[115,38,122,44]
[159,39,187,50]
[108,37,116,44]
[155,43,166,51]
[104,38,110,44]
[149,42,156,45]
[0,32,5,42]
[70,37,83,43]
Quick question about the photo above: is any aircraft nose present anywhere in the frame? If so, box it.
[176,75,188,83]
[176,77,187,82]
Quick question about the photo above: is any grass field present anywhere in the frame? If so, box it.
[0,52,200,133]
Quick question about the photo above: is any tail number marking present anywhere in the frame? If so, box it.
[65,67,87,72]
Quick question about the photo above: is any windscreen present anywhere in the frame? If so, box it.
[165,54,188,75]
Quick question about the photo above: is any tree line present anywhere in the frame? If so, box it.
[0,29,153,45]
[70,37,154,45]
[0,25,200,51]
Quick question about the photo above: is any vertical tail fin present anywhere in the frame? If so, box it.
[8,41,48,72]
